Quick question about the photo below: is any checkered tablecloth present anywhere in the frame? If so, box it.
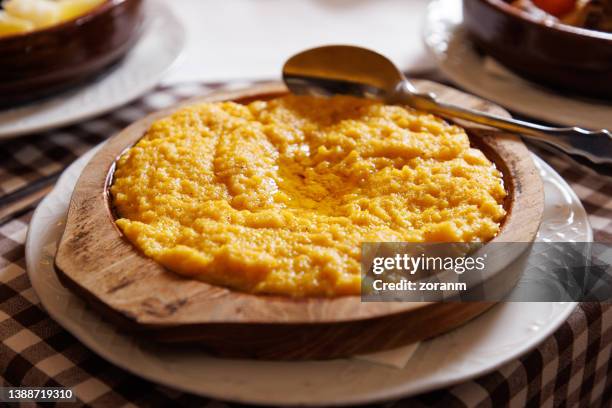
[0,82,611,407]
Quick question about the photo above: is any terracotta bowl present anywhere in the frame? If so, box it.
[0,0,144,108]
[463,0,612,99]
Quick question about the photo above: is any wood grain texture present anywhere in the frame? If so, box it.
[54,81,544,359]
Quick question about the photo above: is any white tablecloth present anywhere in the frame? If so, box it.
[162,0,434,84]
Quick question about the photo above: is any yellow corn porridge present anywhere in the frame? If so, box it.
[110,95,507,297]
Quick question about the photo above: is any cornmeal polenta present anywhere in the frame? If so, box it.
[110,95,506,297]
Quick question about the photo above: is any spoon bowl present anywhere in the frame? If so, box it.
[283,45,414,99]
[283,45,612,166]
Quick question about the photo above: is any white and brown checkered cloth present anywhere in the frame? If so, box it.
[0,81,611,407]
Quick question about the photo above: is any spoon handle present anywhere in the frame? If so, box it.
[401,92,612,166]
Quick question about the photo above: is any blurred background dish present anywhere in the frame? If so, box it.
[0,0,184,139]
[0,0,144,107]
[462,0,612,99]
[424,0,612,130]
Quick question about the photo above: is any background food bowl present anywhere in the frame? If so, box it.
[0,0,144,108]
[463,0,612,99]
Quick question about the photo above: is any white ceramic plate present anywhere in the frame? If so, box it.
[423,0,612,130]
[0,0,185,139]
[26,147,590,406]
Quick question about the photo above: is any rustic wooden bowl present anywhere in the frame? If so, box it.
[54,81,544,360]
[0,0,144,107]
[463,0,612,99]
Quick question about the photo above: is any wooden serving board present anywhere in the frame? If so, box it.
[54,81,544,360]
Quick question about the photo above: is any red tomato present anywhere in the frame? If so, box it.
[532,0,577,17]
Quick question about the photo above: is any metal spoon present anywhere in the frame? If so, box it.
[282,45,612,166]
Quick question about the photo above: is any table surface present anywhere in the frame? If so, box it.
[1,1,612,405]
